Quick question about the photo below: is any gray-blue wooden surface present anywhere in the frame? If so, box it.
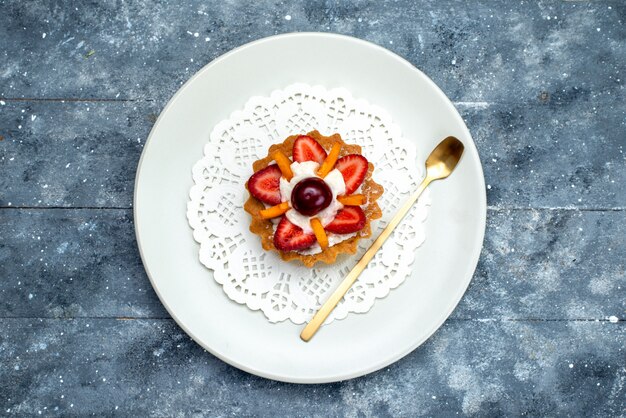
[1,1,624,416]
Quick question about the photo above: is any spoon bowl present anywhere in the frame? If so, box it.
[425,136,465,181]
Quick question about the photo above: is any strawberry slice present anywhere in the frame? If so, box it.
[273,217,316,251]
[335,154,368,195]
[247,164,282,205]
[324,206,366,234]
[292,135,327,164]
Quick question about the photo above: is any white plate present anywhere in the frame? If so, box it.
[134,33,486,383]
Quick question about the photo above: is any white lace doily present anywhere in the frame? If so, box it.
[187,84,431,324]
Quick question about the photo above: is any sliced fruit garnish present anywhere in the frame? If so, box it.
[324,206,366,234]
[310,218,328,250]
[259,201,290,219]
[272,150,293,180]
[274,217,316,252]
[317,142,342,178]
[337,194,366,206]
[335,154,368,195]
[247,164,282,205]
[293,135,327,165]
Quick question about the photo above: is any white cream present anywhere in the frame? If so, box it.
[279,161,346,234]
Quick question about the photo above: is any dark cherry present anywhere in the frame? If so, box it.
[291,177,332,216]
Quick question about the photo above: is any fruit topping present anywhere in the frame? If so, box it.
[291,177,332,216]
[317,142,342,178]
[274,217,316,251]
[310,218,328,250]
[272,150,294,180]
[317,142,341,178]
[324,206,366,234]
[247,164,282,205]
[337,194,366,206]
[259,201,290,219]
[335,154,368,195]
[293,135,327,165]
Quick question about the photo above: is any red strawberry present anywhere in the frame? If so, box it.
[273,217,316,251]
[324,206,366,234]
[247,164,282,205]
[292,135,327,164]
[335,154,368,195]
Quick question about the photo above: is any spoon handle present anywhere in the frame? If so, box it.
[300,176,432,342]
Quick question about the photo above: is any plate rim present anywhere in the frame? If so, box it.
[134,32,487,383]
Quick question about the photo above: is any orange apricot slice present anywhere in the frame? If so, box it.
[272,150,293,180]
[310,218,328,250]
[337,194,366,206]
[259,201,290,219]
[317,142,342,178]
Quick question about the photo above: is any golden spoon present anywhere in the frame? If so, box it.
[300,136,465,342]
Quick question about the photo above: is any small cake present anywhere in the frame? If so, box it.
[244,130,383,267]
